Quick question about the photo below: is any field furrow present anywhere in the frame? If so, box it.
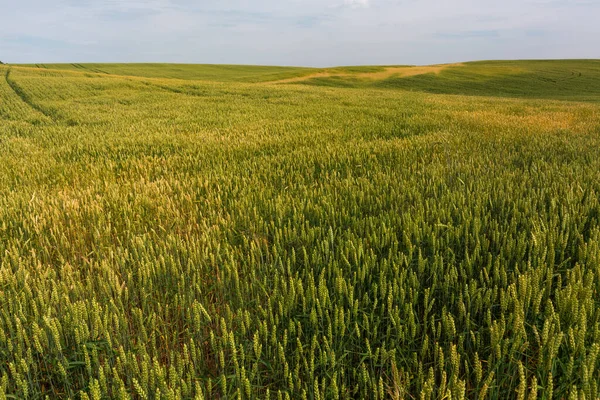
[0,67,51,124]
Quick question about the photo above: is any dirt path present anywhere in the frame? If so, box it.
[267,63,464,85]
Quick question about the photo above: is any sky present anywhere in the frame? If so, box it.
[0,0,598,67]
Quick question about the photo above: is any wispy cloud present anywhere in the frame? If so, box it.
[436,30,500,39]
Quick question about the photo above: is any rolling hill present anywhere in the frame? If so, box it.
[19,59,600,101]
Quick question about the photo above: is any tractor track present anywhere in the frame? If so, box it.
[4,67,56,121]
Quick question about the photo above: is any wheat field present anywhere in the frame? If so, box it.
[1,61,600,399]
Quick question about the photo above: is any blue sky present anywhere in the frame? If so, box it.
[0,0,598,66]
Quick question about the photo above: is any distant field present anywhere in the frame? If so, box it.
[19,63,318,83]
[20,59,600,101]
[1,61,600,399]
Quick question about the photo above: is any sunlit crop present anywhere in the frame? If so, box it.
[1,61,599,399]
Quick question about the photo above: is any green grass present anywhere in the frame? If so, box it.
[0,61,599,399]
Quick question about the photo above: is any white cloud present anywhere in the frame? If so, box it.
[343,0,370,8]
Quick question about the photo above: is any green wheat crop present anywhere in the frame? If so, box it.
[1,61,599,399]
